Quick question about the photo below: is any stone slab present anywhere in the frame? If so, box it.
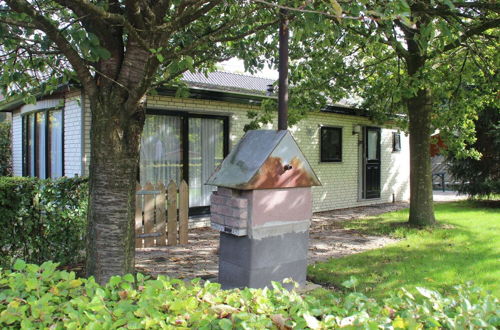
[219,231,308,269]
[218,231,309,289]
[219,258,307,289]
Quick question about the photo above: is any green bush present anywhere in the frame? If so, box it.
[0,121,12,176]
[0,260,498,329]
[447,105,500,198]
[0,177,88,267]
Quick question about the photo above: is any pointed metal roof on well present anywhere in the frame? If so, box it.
[206,130,321,190]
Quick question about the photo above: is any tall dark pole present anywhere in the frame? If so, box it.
[278,9,289,131]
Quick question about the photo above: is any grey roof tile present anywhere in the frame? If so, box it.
[182,71,275,95]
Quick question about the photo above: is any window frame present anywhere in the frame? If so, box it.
[320,126,343,163]
[22,107,64,178]
[393,131,401,152]
[144,109,230,216]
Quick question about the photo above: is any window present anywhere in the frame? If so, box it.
[393,131,401,152]
[22,109,63,178]
[320,126,342,162]
[139,111,229,215]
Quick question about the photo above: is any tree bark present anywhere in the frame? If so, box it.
[405,12,436,227]
[85,94,145,284]
[408,88,436,226]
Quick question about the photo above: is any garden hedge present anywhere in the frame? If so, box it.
[0,121,11,176]
[0,177,88,267]
[0,260,498,329]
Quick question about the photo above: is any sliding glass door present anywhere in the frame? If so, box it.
[140,115,183,186]
[188,117,225,208]
[139,111,228,215]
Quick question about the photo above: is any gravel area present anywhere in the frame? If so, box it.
[433,191,469,202]
[135,202,409,280]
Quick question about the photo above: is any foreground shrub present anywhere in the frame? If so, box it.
[0,177,88,267]
[447,105,500,198]
[0,260,498,329]
[0,121,11,176]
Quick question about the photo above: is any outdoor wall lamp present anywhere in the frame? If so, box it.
[352,124,361,135]
[266,84,275,96]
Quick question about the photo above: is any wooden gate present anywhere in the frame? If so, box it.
[135,180,189,248]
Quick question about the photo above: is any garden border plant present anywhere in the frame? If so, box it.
[0,176,88,267]
[0,260,498,329]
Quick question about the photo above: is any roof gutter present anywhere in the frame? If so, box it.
[0,83,75,112]
[156,85,275,106]
[0,97,31,112]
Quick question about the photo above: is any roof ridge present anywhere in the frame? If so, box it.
[212,70,275,81]
[184,70,275,82]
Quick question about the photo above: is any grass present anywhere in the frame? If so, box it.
[307,201,500,299]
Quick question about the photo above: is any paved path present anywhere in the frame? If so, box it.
[135,202,408,279]
[135,194,467,280]
[433,190,468,202]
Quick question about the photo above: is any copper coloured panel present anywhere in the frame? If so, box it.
[206,130,321,189]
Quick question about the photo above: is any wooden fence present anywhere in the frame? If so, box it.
[135,180,188,248]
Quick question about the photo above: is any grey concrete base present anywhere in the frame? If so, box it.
[218,231,309,289]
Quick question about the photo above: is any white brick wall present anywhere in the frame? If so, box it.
[13,91,409,212]
[63,91,83,177]
[143,95,410,212]
[11,110,22,176]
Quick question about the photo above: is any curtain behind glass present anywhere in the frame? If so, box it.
[48,110,63,178]
[27,115,35,176]
[36,112,46,179]
[140,115,183,186]
[189,118,224,207]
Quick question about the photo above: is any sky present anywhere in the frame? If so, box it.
[218,58,279,80]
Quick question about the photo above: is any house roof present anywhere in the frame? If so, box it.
[182,71,274,96]
[0,71,369,118]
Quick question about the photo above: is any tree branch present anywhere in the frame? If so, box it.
[432,18,500,57]
[153,0,222,33]
[0,16,36,28]
[5,0,98,97]
[52,0,149,50]
[250,0,363,21]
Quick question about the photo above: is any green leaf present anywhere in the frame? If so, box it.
[123,274,135,283]
[13,259,26,271]
[156,54,165,63]
[416,287,435,299]
[342,276,359,289]
[218,318,233,330]
[109,276,121,287]
[329,0,342,21]
[303,312,320,329]
[93,46,111,60]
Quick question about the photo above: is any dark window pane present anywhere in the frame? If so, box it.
[393,132,401,152]
[321,127,342,162]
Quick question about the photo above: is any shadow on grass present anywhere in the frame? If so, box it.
[308,202,500,298]
[341,201,499,238]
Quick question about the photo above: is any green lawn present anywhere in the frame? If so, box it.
[308,201,500,298]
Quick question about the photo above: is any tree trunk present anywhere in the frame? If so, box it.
[85,95,145,284]
[408,88,436,226]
